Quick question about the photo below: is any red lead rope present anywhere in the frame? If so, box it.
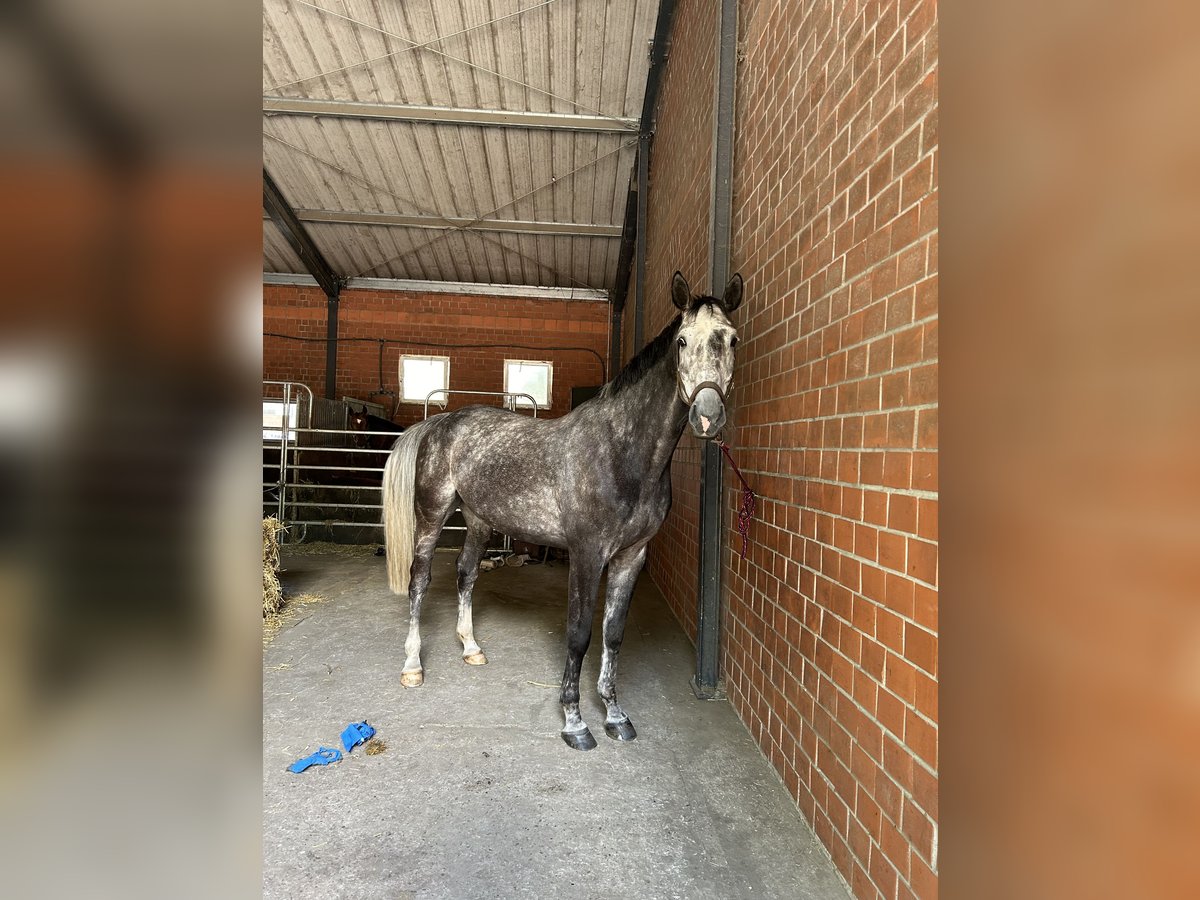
[715,440,757,560]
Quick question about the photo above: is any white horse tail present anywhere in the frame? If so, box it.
[382,418,433,595]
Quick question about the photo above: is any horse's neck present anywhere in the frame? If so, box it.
[604,358,687,476]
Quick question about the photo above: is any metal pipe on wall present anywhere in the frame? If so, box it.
[693,0,739,700]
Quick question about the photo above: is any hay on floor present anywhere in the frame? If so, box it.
[262,530,370,647]
[284,541,378,557]
[263,517,285,616]
[263,591,327,647]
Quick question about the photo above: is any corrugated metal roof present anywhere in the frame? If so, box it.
[263,219,306,272]
[262,0,660,293]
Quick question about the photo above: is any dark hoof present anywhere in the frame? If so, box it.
[604,718,637,742]
[560,728,597,751]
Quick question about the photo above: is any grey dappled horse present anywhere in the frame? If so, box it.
[382,271,742,750]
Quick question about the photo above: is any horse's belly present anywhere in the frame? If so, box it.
[459,489,566,548]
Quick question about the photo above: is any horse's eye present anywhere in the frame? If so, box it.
[730,336,739,348]
[677,337,687,348]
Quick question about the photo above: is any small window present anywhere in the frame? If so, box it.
[401,355,450,406]
[262,400,298,442]
[504,359,552,409]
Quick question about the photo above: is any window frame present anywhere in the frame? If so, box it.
[399,354,451,407]
[503,358,553,410]
[262,399,299,443]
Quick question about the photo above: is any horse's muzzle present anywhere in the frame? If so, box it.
[688,386,726,439]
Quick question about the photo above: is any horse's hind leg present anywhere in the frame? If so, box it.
[560,553,604,751]
[598,542,648,742]
[401,498,456,688]
[455,508,491,666]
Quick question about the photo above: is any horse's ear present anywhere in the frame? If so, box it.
[720,273,743,313]
[671,271,691,310]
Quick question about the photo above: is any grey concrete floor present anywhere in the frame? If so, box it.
[264,546,852,900]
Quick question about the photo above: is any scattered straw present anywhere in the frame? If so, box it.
[263,591,328,648]
[364,738,387,755]
[285,541,377,557]
[262,534,374,647]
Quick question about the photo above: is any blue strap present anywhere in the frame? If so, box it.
[340,721,376,753]
[287,746,342,773]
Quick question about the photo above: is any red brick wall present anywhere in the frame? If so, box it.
[264,284,610,427]
[637,2,939,898]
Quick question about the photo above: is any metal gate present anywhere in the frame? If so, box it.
[262,381,537,545]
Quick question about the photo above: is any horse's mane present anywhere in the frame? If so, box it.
[600,297,720,398]
[600,315,681,398]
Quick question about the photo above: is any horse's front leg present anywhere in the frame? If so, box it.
[597,542,647,742]
[560,553,604,751]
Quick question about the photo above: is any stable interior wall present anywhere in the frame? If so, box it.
[263,284,610,426]
[630,2,939,898]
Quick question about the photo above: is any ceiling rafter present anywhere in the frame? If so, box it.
[262,168,342,298]
[264,97,638,133]
[264,208,622,237]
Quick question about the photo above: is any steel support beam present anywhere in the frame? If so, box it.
[263,272,607,301]
[264,96,638,133]
[640,1,679,133]
[610,178,639,313]
[325,294,338,400]
[634,133,650,351]
[693,0,739,701]
[263,168,343,398]
[269,208,622,238]
[263,170,342,300]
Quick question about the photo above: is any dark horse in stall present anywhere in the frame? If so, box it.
[382,271,742,750]
[348,404,405,449]
[347,404,405,483]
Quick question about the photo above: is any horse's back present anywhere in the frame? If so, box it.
[428,405,558,453]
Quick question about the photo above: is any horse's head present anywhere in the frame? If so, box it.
[672,270,742,439]
[347,404,369,447]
